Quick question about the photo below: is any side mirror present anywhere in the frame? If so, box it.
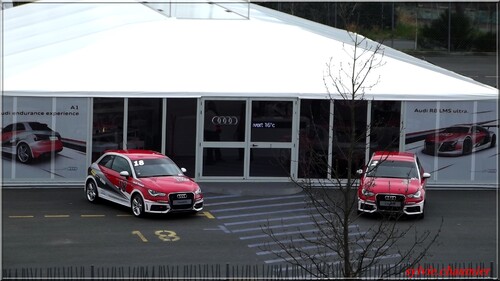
[422,172,431,179]
[181,168,187,173]
[120,171,130,178]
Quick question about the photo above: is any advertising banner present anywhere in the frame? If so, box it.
[1,97,88,184]
[404,100,498,186]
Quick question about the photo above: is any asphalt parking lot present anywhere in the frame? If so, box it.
[1,187,497,278]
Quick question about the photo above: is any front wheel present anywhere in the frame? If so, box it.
[462,139,472,155]
[131,194,145,217]
[85,181,99,203]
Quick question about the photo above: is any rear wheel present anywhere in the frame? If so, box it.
[131,194,145,217]
[490,134,496,148]
[16,143,33,163]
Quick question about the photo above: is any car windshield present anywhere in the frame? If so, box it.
[366,160,419,179]
[132,158,182,178]
[442,126,469,134]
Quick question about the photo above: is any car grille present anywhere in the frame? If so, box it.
[439,141,456,152]
[376,194,405,212]
[169,192,194,210]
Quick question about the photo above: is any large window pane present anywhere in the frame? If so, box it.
[332,100,367,178]
[166,99,197,178]
[370,101,401,154]
[128,98,162,152]
[298,99,330,178]
[92,98,124,161]
[204,100,246,142]
[251,101,293,142]
[202,148,243,177]
[249,148,291,177]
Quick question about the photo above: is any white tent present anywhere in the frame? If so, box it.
[2,0,498,101]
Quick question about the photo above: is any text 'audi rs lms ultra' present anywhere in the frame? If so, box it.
[357,151,430,219]
[85,150,203,217]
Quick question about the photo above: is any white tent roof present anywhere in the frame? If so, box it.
[2,0,498,101]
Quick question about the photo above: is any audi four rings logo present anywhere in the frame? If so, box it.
[211,116,239,126]
[384,195,397,201]
[177,194,187,199]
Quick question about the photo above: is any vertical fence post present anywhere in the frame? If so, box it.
[491,261,495,278]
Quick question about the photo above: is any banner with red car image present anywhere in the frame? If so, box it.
[1,96,89,184]
[404,100,498,186]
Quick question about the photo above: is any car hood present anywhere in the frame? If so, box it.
[426,132,462,142]
[137,176,199,193]
[364,177,421,195]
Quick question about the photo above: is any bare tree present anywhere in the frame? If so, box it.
[262,27,442,279]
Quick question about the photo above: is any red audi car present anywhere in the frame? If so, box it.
[357,151,430,218]
[85,150,203,217]
[423,124,496,156]
[1,122,63,163]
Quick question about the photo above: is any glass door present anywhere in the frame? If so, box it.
[199,98,298,180]
[200,99,247,178]
[248,100,297,179]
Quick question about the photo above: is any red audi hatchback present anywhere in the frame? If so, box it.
[85,150,203,217]
[357,151,430,218]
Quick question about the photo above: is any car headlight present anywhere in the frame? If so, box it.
[407,190,421,199]
[194,187,202,195]
[148,189,166,197]
[361,189,374,197]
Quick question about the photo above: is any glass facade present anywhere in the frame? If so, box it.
[2,96,495,186]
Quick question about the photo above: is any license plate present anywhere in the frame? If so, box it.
[172,199,192,205]
[379,201,401,207]
[49,136,58,141]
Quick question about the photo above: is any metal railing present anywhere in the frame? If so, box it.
[2,262,496,280]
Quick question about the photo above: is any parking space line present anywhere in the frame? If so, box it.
[232,220,324,233]
[246,230,366,248]
[210,201,310,213]
[240,228,320,240]
[116,214,133,217]
[44,215,70,218]
[216,207,317,220]
[197,211,215,219]
[223,214,322,226]
[8,215,34,219]
[205,195,304,207]
[81,214,105,218]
